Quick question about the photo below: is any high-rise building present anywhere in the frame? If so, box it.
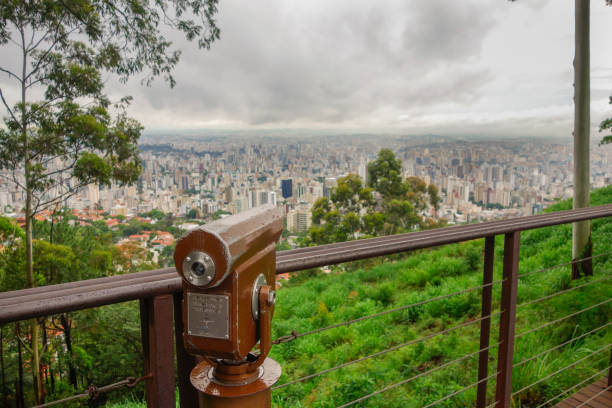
[281,179,293,199]
[287,209,312,233]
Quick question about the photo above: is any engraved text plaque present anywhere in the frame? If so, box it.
[187,293,230,339]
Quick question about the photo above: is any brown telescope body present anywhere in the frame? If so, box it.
[174,204,283,361]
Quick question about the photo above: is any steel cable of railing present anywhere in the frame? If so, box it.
[535,363,611,408]
[272,311,501,390]
[513,321,612,368]
[515,298,612,339]
[516,273,612,310]
[333,343,500,408]
[575,383,612,407]
[516,251,612,279]
[32,374,151,407]
[272,279,504,345]
[511,342,612,398]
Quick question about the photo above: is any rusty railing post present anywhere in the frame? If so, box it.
[140,295,176,408]
[494,232,520,408]
[476,236,495,408]
[173,292,200,407]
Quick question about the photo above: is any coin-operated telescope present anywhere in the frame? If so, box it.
[174,204,283,407]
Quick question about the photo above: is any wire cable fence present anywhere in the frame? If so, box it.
[273,311,502,390]
[274,251,611,407]
[335,345,500,408]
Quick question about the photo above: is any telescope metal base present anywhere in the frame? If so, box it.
[190,357,281,408]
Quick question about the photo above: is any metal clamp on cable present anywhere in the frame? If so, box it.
[174,204,283,408]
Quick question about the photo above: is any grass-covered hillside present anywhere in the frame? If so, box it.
[110,187,612,407]
[268,187,612,407]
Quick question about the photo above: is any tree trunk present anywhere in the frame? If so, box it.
[60,314,78,388]
[19,23,43,403]
[0,325,7,408]
[25,190,43,402]
[572,0,592,279]
[16,323,25,408]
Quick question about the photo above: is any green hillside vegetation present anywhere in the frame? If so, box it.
[267,186,612,407]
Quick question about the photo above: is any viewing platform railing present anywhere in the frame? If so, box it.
[1,204,612,407]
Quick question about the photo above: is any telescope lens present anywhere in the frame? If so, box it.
[191,261,206,277]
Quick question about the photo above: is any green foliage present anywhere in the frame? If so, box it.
[0,216,24,240]
[305,150,442,245]
[186,208,200,219]
[367,148,404,199]
[213,209,231,220]
[599,95,612,145]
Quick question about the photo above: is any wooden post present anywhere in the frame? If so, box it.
[495,232,520,408]
[140,295,176,408]
[477,236,495,408]
[173,292,200,407]
[572,0,592,279]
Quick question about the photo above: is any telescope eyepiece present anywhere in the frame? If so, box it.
[191,261,206,276]
[183,251,216,287]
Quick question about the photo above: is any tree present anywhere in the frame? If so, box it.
[367,148,404,199]
[306,151,442,246]
[427,184,440,211]
[187,207,200,219]
[0,1,220,402]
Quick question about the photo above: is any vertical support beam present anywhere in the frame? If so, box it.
[476,236,495,408]
[572,0,592,279]
[608,346,612,387]
[140,295,176,408]
[173,292,200,407]
[495,232,520,408]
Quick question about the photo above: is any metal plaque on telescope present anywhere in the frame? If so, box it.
[187,292,229,339]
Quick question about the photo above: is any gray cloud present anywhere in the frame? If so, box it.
[2,0,612,137]
[114,0,500,126]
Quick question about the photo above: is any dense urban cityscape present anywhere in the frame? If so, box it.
[1,134,611,265]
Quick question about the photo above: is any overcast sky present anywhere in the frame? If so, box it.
[2,0,612,138]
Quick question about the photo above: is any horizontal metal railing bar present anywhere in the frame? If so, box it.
[513,322,612,368]
[0,267,175,300]
[276,204,612,272]
[1,204,612,323]
[273,279,504,345]
[516,273,612,310]
[279,204,612,259]
[0,278,180,324]
[273,311,501,390]
[511,342,612,397]
[0,269,178,307]
[335,345,500,408]
[535,363,611,408]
